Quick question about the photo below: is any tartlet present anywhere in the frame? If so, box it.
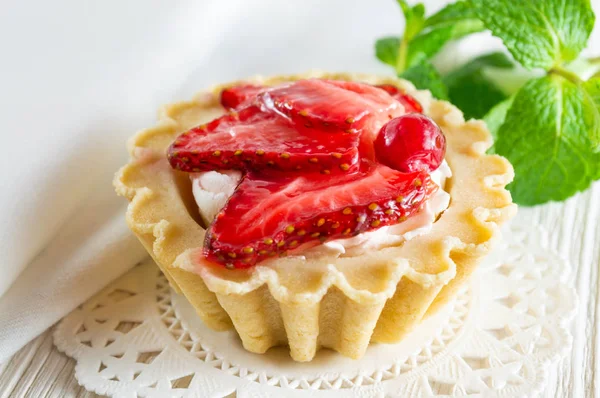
[114,72,516,361]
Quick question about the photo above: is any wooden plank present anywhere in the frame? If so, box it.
[0,329,101,398]
[0,332,49,398]
[539,183,600,397]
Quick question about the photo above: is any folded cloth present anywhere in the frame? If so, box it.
[0,183,148,363]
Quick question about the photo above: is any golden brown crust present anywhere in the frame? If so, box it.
[114,71,516,361]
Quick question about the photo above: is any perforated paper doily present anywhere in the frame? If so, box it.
[54,221,576,397]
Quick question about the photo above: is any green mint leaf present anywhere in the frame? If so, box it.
[582,78,600,151]
[400,60,449,100]
[483,96,514,143]
[539,0,595,63]
[425,1,478,27]
[459,52,514,69]
[412,3,425,18]
[495,75,599,205]
[407,18,485,67]
[396,0,412,19]
[407,1,484,68]
[375,37,400,67]
[376,2,427,73]
[468,0,595,70]
[407,3,426,39]
[443,52,513,119]
[397,0,426,40]
[446,73,507,120]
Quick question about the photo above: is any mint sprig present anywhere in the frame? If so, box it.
[470,0,599,204]
[375,0,485,96]
[377,1,485,73]
[374,0,600,205]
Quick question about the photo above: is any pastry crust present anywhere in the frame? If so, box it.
[114,72,516,361]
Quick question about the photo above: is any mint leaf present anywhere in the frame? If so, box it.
[412,3,425,18]
[425,1,478,27]
[540,0,595,63]
[406,1,484,68]
[406,3,426,40]
[495,75,599,205]
[401,60,449,100]
[397,0,426,40]
[396,0,411,16]
[443,52,513,119]
[407,19,485,67]
[446,73,507,120]
[375,37,400,67]
[582,78,600,151]
[468,0,595,70]
[483,96,514,143]
[376,0,485,73]
[458,52,514,69]
[581,80,600,177]
[375,2,427,72]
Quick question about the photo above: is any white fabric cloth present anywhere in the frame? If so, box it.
[0,0,598,365]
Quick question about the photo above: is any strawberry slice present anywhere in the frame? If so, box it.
[260,79,404,135]
[375,84,423,113]
[220,84,264,109]
[168,106,360,173]
[204,163,437,268]
[170,79,407,174]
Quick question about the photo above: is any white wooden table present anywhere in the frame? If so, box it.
[0,182,599,398]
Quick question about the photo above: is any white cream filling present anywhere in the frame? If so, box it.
[191,161,451,258]
[191,170,243,227]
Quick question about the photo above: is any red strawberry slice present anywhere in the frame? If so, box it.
[169,79,408,174]
[204,163,437,268]
[375,84,423,113]
[260,79,404,135]
[168,105,360,173]
[220,84,264,110]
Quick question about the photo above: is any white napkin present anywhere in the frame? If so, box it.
[1,0,598,365]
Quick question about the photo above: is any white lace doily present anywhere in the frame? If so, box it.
[54,221,576,397]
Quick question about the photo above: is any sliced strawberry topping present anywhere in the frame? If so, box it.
[169,80,407,174]
[204,163,437,268]
[219,84,264,110]
[168,106,360,173]
[260,79,403,135]
[166,78,447,269]
[375,84,423,113]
